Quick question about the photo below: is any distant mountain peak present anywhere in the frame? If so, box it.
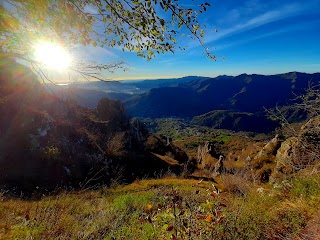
[126,72,320,118]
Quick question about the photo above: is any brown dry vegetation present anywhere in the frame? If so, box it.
[1,175,320,240]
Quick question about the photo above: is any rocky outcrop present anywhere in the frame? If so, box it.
[146,135,188,164]
[241,135,282,183]
[300,117,320,148]
[253,134,282,161]
[213,155,225,176]
[274,117,320,175]
[0,57,189,194]
[274,137,299,174]
[197,141,213,165]
[129,118,149,151]
[97,98,129,131]
[196,141,219,170]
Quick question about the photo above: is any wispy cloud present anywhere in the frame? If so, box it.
[214,18,320,51]
[206,3,302,43]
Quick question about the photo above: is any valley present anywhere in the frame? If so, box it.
[1,0,320,238]
[1,57,320,240]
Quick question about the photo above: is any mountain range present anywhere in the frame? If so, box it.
[125,72,320,118]
[47,72,320,132]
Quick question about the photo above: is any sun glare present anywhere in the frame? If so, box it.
[34,42,72,70]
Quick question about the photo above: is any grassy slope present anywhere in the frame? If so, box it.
[1,176,320,240]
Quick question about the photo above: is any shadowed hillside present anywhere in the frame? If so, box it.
[126,72,320,118]
[0,56,189,194]
[191,110,280,133]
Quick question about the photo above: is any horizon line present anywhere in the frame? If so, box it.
[45,70,320,84]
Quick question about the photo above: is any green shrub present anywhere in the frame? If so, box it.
[291,177,320,198]
[113,192,156,212]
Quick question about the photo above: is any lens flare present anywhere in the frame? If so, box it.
[34,42,72,70]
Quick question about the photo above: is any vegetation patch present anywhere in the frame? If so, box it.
[1,176,319,239]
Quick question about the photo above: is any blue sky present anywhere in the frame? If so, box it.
[77,0,320,80]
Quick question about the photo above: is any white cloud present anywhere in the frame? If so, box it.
[206,3,302,43]
[215,26,299,51]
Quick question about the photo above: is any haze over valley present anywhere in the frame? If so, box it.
[47,72,319,133]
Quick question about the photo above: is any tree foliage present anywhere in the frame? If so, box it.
[1,0,214,63]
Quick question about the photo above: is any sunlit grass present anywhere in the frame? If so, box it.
[1,176,320,239]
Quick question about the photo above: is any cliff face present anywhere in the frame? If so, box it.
[0,56,188,194]
[238,117,320,182]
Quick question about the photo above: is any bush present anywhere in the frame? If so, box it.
[291,177,320,198]
[218,174,252,196]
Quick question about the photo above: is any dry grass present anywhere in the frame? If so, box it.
[0,175,320,239]
[297,211,320,240]
[217,174,255,195]
[151,153,180,166]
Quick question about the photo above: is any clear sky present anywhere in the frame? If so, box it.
[76,0,320,80]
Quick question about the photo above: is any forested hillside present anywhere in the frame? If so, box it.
[126,72,320,118]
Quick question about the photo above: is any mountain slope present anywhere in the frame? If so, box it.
[191,110,279,133]
[0,57,188,193]
[126,72,320,118]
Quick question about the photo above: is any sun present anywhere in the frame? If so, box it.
[34,42,72,70]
